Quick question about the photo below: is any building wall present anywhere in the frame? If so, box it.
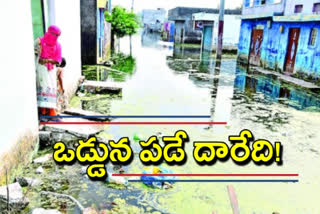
[31,0,45,40]
[81,0,111,64]
[242,0,285,15]
[213,15,242,45]
[81,0,97,64]
[0,0,39,174]
[54,0,82,99]
[142,9,166,25]
[170,7,241,44]
[202,25,214,51]
[103,21,112,60]
[174,21,185,43]
[238,19,320,79]
[0,0,82,180]
[285,0,320,15]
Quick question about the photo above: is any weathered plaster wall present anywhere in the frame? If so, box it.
[285,0,320,16]
[55,0,82,100]
[238,18,320,80]
[0,0,39,171]
[238,20,255,61]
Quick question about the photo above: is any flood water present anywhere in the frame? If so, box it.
[28,32,320,214]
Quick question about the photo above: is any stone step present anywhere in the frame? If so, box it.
[41,118,106,146]
[254,67,320,89]
[0,182,29,210]
[63,108,110,122]
[82,80,123,94]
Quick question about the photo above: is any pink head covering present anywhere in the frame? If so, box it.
[40,25,62,70]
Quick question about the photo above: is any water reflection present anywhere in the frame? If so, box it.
[50,33,320,214]
[166,43,320,113]
[82,54,136,82]
[167,45,215,74]
[165,41,320,133]
[209,60,236,132]
[234,65,320,111]
[141,31,161,48]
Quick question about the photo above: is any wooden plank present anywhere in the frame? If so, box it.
[63,108,110,122]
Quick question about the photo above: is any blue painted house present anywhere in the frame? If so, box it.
[238,0,320,83]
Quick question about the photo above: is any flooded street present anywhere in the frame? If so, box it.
[26,32,320,214]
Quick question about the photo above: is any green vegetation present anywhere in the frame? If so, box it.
[82,53,136,82]
[105,6,140,50]
[111,53,136,74]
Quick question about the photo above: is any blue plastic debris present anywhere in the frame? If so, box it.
[141,166,176,189]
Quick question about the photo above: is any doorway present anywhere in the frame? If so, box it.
[180,28,184,43]
[284,28,300,73]
[249,29,264,66]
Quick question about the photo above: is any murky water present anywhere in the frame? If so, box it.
[27,33,320,214]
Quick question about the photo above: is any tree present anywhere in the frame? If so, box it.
[105,6,140,51]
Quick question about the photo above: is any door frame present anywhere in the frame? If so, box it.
[284,28,300,74]
[249,28,264,66]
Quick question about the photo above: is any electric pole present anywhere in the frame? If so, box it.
[216,0,225,63]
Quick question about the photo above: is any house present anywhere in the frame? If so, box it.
[81,0,112,65]
[238,0,320,82]
[0,0,82,180]
[168,7,241,44]
[162,21,175,42]
[142,8,167,32]
[192,13,215,51]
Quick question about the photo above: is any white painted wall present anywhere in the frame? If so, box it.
[0,1,39,158]
[0,0,82,161]
[54,0,82,99]
[285,0,320,15]
[213,15,241,45]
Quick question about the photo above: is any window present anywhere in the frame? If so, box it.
[261,0,266,5]
[294,5,303,13]
[313,3,320,13]
[309,28,318,46]
[244,0,254,7]
[273,0,282,4]
[244,0,250,7]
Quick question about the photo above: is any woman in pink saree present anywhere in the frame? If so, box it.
[34,25,62,120]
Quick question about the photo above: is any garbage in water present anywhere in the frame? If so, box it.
[141,166,176,189]
[133,133,144,141]
[106,171,128,186]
